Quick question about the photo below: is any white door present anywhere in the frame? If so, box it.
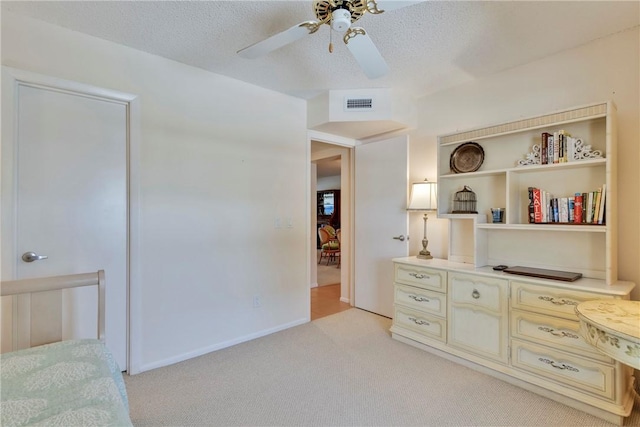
[1,73,128,369]
[354,136,409,317]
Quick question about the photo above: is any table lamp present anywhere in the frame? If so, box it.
[407,179,437,259]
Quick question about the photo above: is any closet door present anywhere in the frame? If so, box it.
[1,71,129,369]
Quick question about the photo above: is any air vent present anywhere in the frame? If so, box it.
[345,97,373,111]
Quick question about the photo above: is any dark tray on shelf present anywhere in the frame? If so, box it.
[503,266,582,282]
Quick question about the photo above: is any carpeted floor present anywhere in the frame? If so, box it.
[316,250,341,286]
[125,308,640,426]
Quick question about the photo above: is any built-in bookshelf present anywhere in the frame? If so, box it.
[437,101,617,284]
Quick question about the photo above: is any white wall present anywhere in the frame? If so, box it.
[408,27,640,299]
[317,175,341,191]
[2,12,309,372]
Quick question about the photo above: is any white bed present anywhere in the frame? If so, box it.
[0,271,133,426]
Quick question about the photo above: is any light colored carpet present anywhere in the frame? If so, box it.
[316,250,341,286]
[125,309,640,426]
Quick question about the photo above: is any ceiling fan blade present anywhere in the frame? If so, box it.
[237,21,319,59]
[344,28,389,79]
[366,0,425,14]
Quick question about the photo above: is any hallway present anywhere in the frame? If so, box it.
[310,284,351,320]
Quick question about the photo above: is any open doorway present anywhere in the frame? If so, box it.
[310,141,352,320]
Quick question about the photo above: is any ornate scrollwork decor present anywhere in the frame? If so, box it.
[573,139,603,160]
[517,144,542,166]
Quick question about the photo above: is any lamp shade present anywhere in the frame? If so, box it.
[407,179,437,211]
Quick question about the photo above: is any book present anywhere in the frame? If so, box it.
[541,133,551,165]
[552,198,559,223]
[597,184,606,224]
[568,196,575,222]
[527,187,535,223]
[553,132,560,163]
[592,188,602,224]
[533,188,542,223]
[586,192,593,223]
[547,135,554,164]
[560,197,569,223]
[573,194,583,223]
[581,192,588,223]
[560,130,571,163]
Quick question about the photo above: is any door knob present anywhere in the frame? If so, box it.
[392,235,407,241]
[21,252,48,263]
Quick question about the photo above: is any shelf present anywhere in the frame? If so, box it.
[436,101,616,283]
[439,213,487,221]
[439,169,507,179]
[439,158,605,180]
[476,223,607,232]
[510,158,605,174]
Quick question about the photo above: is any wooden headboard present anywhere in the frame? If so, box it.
[0,270,105,351]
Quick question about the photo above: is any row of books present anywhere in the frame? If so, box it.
[527,185,606,225]
[541,130,578,164]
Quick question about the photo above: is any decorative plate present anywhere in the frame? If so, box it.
[450,142,484,173]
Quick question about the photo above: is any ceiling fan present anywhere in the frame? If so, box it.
[237,0,422,79]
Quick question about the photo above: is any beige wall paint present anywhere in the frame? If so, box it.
[409,27,640,299]
[2,12,309,372]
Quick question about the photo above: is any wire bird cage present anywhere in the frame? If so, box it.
[452,186,477,213]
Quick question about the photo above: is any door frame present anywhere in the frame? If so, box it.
[308,130,357,313]
[1,66,141,373]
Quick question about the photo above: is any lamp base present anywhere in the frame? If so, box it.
[417,250,433,260]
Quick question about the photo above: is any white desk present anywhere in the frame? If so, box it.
[575,300,640,369]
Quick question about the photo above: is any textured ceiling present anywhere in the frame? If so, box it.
[3,1,639,100]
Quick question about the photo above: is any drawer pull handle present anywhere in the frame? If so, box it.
[538,358,579,372]
[408,295,431,303]
[408,316,430,326]
[409,272,430,280]
[538,296,579,306]
[471,289,480,299]
[538,327,579,339]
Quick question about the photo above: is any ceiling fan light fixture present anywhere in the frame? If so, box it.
[331,8,351,32]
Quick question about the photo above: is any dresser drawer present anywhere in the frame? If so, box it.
[395,284,446,317]
[511,282,614,320]
[393,305,446,342]
[449,273,508,313]
[511,339,615,400]
[510,310,612,363]
[395,264,446,292]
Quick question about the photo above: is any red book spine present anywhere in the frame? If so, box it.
[574,193,583,223]
[533,188,542,223]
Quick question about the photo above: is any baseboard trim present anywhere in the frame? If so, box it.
[135,318,308,374]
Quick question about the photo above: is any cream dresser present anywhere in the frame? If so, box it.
[391,101,638,424]
[390,257,636,425]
